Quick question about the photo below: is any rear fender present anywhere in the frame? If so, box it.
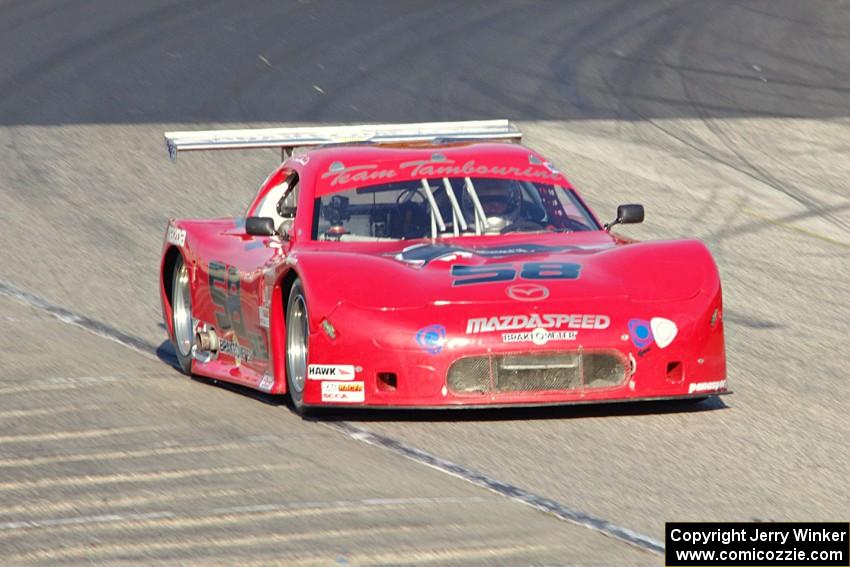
[160,245,184,341]
[159,218,221,342]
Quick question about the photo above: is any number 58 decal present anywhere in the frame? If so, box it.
[450,262,581,286]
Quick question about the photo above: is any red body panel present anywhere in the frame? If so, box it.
[160,142,727,408]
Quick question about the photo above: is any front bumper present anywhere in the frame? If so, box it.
[299,294,727,408]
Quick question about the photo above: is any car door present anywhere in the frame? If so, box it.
[201,220,279,374]
[233,172,300,377]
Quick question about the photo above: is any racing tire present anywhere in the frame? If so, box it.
[170,255,194,374]
[285,279,310,414]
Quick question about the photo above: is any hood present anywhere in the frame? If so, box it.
[296,233,718,310]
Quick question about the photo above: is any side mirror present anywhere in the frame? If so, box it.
[605,204,644,231]
[245,216,276,236]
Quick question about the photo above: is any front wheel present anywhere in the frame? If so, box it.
[170,255,194,374]
[285,279,310,414]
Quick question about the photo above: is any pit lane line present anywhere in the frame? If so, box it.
[0,278,664,555]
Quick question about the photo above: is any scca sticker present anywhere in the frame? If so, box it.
[321,381,365,403]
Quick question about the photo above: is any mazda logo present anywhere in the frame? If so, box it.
[506,284,549,301]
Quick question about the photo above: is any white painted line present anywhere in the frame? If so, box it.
[0,511,175,531]
[0,404,102,420]
[0,496,489,531]
[0,439,269,468]
[0,375,123,394]
[7,524,447,562]
[0,425,162,445]
[0,463,296,492]
[0,486,271,517]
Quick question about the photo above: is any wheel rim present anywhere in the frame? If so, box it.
[287,293,308,394]
[173,262,193,357]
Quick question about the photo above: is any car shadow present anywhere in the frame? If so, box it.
[155,338,181,371]
[309,395,730,423]
[197,377,289,408]
[156,338,288,407]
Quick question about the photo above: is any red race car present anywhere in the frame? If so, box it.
[160,120,727,413]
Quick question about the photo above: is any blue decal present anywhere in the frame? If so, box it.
[451,261,581,286]
[628,319,653,349]
[416,324,446,355]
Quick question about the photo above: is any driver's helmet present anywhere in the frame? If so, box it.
[462,178,522,232]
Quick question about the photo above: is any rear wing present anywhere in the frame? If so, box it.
[164,120,521,161]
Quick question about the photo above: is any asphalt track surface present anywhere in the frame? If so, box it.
[1,1,848,565]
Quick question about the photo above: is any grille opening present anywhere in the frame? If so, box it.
[448,352,625,394]
[584,354,625,388]
[376,372,397,391]
[666,361,684,383]
[497,353,581,391]
[446,357,490,394]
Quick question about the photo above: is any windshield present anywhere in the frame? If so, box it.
[313,177,598,241]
